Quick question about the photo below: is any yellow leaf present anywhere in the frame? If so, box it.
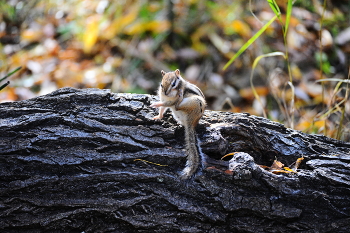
[291,64,302,81]
[283,167,296,173]
[83,15,101,54]
[314,120,325,129]
[125,20,171,36]
[124,21,145,35]
[221,152,239,160]
[272,170,291,174]
[145,20,170,33]
[231,20,252,38]
[120,7,139,30]
[21,29,43,43]
[295,120,311,131]
[239,86,269,100]
[191,24,212,53]
[102,5,139,40]
[291,157,304,171]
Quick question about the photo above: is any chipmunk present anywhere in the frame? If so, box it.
[150,69,206,179]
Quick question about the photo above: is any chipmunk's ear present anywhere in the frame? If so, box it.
[161,70,166,76]
[175,69,180,76]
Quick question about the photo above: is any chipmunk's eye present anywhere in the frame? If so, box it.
[172,81,176,87]
[160,84,163,87]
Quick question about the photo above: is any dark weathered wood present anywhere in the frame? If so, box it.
[1,87,350,232]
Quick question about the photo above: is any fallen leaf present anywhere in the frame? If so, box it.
[240,86,269,101]
[291,157,304,171]
[83,15,101,54]
[230,20,252,38]
[270,159,284,170]
[260,157,304,174]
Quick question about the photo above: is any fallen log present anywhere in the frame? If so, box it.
[0,87,349,232]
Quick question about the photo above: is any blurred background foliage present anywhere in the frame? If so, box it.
[0,0,350,141]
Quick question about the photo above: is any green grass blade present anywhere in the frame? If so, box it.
[267,0,282,21]
[284,0,293,37]
[252,52,286,68]
[223,15,278,70]
[0,81,10,91]
[336,103,346,140]
[0,66,22,83]
[316,78,350,83]
[320,98,346,120]
[287,81,295,129]
[249,0,262,25]
[249,52,286,118]
[336,69,350,140]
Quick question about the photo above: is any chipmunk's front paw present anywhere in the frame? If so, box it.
[150,102,163,108]
[153,115,163,120]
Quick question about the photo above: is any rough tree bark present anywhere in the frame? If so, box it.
[1,87,350,232]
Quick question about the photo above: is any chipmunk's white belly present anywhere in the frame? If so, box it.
[169,106,187,125]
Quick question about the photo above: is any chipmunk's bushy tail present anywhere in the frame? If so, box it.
[180,124,204,179]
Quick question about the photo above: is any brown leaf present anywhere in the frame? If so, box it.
[270,160,284,170]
